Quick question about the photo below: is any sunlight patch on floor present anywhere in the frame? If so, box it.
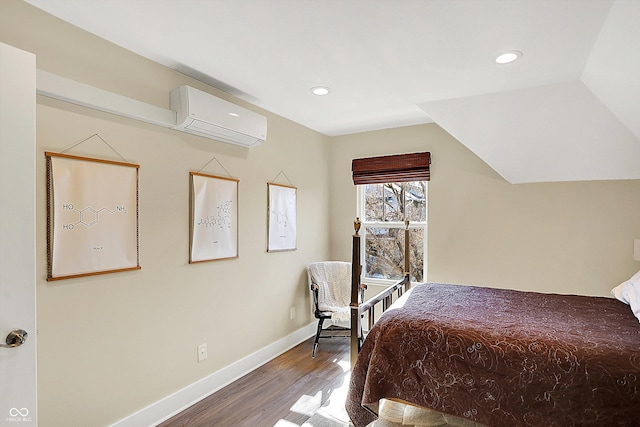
[301,372,351,426]
[274,420,300,427]
[301,409,350,427]
[275,370,352,426]
[337,360,350,372]
[290,391,323,417]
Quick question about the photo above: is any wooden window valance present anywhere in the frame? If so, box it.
[351,152,431,185]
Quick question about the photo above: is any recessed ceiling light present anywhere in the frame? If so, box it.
[228,112,240,117]
[310,86,331,96]
[495,50,523,64]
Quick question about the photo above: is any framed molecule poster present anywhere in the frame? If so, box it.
[189,172,239,263]
[46,152,140,281]
[267,182,297,252]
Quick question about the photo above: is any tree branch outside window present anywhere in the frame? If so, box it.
[361,182,426,283]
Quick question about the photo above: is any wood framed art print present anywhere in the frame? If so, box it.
[190,172,239,263]
[46,152,140,281]
[267,182,297,252]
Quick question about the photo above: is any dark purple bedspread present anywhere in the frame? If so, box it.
[346,283,640,427]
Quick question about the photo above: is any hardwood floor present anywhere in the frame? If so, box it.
[158,336,351,427]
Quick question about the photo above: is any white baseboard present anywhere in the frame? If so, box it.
[110,322,316,427]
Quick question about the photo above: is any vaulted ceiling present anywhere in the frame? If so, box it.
[26,0,640,183]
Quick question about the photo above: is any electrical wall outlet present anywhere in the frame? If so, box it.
[290,307,296,320]
[197,343,207,362]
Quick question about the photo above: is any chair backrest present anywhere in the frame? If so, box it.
[308,261,351,314]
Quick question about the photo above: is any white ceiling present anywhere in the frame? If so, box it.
[25,0,640,183]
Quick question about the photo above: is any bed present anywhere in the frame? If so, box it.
[345,222,640,427]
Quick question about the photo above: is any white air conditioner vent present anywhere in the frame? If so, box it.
[170,86,267,147]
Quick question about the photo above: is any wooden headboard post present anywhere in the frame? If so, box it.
[350,217,362,368]
[404,220,411,291]
[350,218,411,369]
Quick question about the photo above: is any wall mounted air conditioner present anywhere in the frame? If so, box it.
[170,85,267,147]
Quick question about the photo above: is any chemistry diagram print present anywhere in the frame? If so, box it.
[267,182,297,252]
[46,153,140,280]
[190,172,239,263]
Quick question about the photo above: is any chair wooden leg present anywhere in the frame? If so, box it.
[312,318,325,358]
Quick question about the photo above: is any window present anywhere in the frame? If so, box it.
[352,152,430,284]
[357,181,427,283]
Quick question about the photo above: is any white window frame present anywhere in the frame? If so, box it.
[356,182,428,286]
